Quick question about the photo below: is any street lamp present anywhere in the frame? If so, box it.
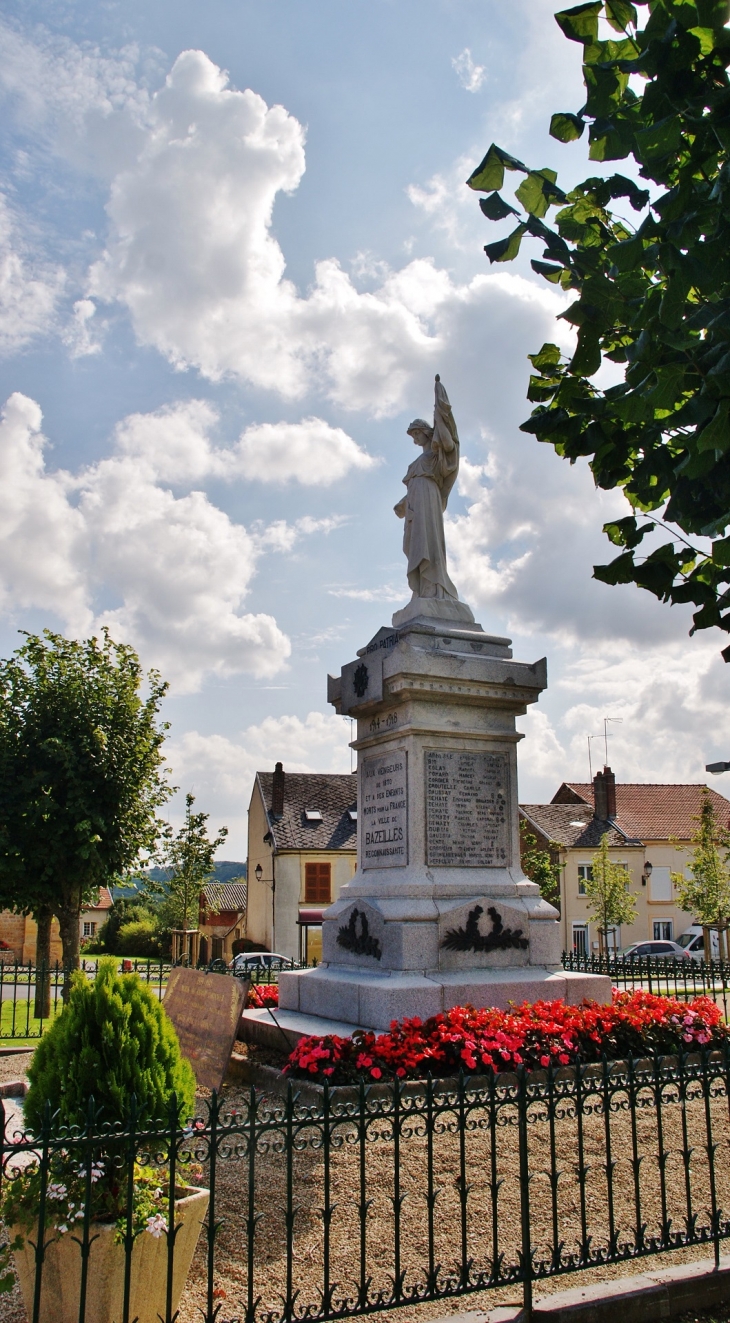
[255,863,263,883]
[706,761,730,774]
[641,860,653,888]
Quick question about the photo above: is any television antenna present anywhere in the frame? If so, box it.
[604,716,622,765]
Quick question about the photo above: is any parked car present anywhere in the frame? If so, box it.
[677,925,720,962]
[618,939,692,961]
[228,951,293,974]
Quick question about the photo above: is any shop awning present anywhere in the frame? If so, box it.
[297,908,326,925]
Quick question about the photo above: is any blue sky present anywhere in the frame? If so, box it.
[1,0,728,857]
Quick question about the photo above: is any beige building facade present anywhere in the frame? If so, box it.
[247,763,357,963]
[0,887,113,963]
[521,770,730,955]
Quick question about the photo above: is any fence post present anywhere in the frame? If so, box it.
[517,1065,533,1321]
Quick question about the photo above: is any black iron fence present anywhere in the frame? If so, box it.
[3,1047,730,1322]
[562,949,730,1018]
[0,959,302,1041]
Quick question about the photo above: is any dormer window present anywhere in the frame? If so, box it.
[304,809,323,823]
[347,808,357,822]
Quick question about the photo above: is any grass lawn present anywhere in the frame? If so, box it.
[0,995,61,1044]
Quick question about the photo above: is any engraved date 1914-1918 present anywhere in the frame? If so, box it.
[369,712,398,734]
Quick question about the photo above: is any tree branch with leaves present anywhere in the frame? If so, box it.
[671,787,730,956]
[149,793,228,936]
[467,0,730,652]
[0,630,172,984]
[583,832,637,953]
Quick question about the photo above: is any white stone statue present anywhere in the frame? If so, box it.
[394,375,472,624]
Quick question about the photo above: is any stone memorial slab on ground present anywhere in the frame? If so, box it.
[163,968,247,1092]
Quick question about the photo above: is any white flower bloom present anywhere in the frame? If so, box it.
[145,1213,168,1239]
[47,1183,68,1201]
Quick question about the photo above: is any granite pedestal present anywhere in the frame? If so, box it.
[279,603,611,1030]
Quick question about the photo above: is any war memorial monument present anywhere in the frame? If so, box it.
[278,378,611,1030]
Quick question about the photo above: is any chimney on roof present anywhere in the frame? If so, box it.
[271,761,285,818]
[593,765,616,821]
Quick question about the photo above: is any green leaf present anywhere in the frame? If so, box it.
[515,169,561,219]
[550,112,585,142]
[479,192,520,221]
[528,342,562,372]
[588,123,631,161]
[570,323,602,376]
[635,116,683,162]
[593,551,637,584]
[555,2,602,44]
[688,25,717,52]
[466,143,527,192]
[607,232,644,272]
[605,0,638,31]
[603,515,653,548]
[712,534,730,566]
[697,399,730,452]
[531,259,565,283]
[484,224,528,264]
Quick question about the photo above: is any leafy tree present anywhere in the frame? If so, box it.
[0,630,172,982]
[520,819,562,906]
[671,787,730,955]
[149,793,227,935]
[467,0,730,650]
[97,895,158,953]
[584,832,637,953]
[115,918,161,957]
[24,957,195,1131]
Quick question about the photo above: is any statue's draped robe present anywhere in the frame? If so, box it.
[399,380,460,600]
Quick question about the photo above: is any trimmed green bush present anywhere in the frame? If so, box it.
[25,957,196,1131]
[116,918,161,956]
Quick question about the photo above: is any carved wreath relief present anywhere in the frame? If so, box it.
[337,907,383,960]
[441,905,528,953]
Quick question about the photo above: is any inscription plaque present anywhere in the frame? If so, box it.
[361,749,408,869]
[163,967,248,1092]
[425,750,510,867]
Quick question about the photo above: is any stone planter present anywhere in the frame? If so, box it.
[12,1185,209,1323]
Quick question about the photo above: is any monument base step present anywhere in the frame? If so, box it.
[278,966,613,1032]
[239,1006,378,1052]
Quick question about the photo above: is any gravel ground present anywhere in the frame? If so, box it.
[0,1051,33,1086]
[3,1069,730,1323]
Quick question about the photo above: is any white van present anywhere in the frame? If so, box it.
[677,925,720,961]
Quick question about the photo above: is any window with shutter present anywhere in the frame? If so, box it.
[305,862,331,903]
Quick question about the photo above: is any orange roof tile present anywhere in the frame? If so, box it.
[551,782,730,841]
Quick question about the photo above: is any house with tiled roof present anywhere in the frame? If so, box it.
[198,880,248,965]
[246,762,357,962]
[0,886,114,963]
[520,768,730,955]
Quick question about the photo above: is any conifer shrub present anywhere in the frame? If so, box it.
[25,957,196,1132]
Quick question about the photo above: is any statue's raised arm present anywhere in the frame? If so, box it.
[393,376,473,626]
[432,375,459,511]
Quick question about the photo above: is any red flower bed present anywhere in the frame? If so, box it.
[248,984,279,1009]
[284,990,725,1084]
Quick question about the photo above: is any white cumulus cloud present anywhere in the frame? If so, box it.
[0,393,305,691]
[452,49,486,93]
[86,48,571,415]
[0,195,64,354]
[236,418,377,485]
[166,712,353,854]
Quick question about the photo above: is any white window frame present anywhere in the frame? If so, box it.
[82,921,96,938]
[572,922,589,956]
[577,864,593,896]
[653,919,674,942]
